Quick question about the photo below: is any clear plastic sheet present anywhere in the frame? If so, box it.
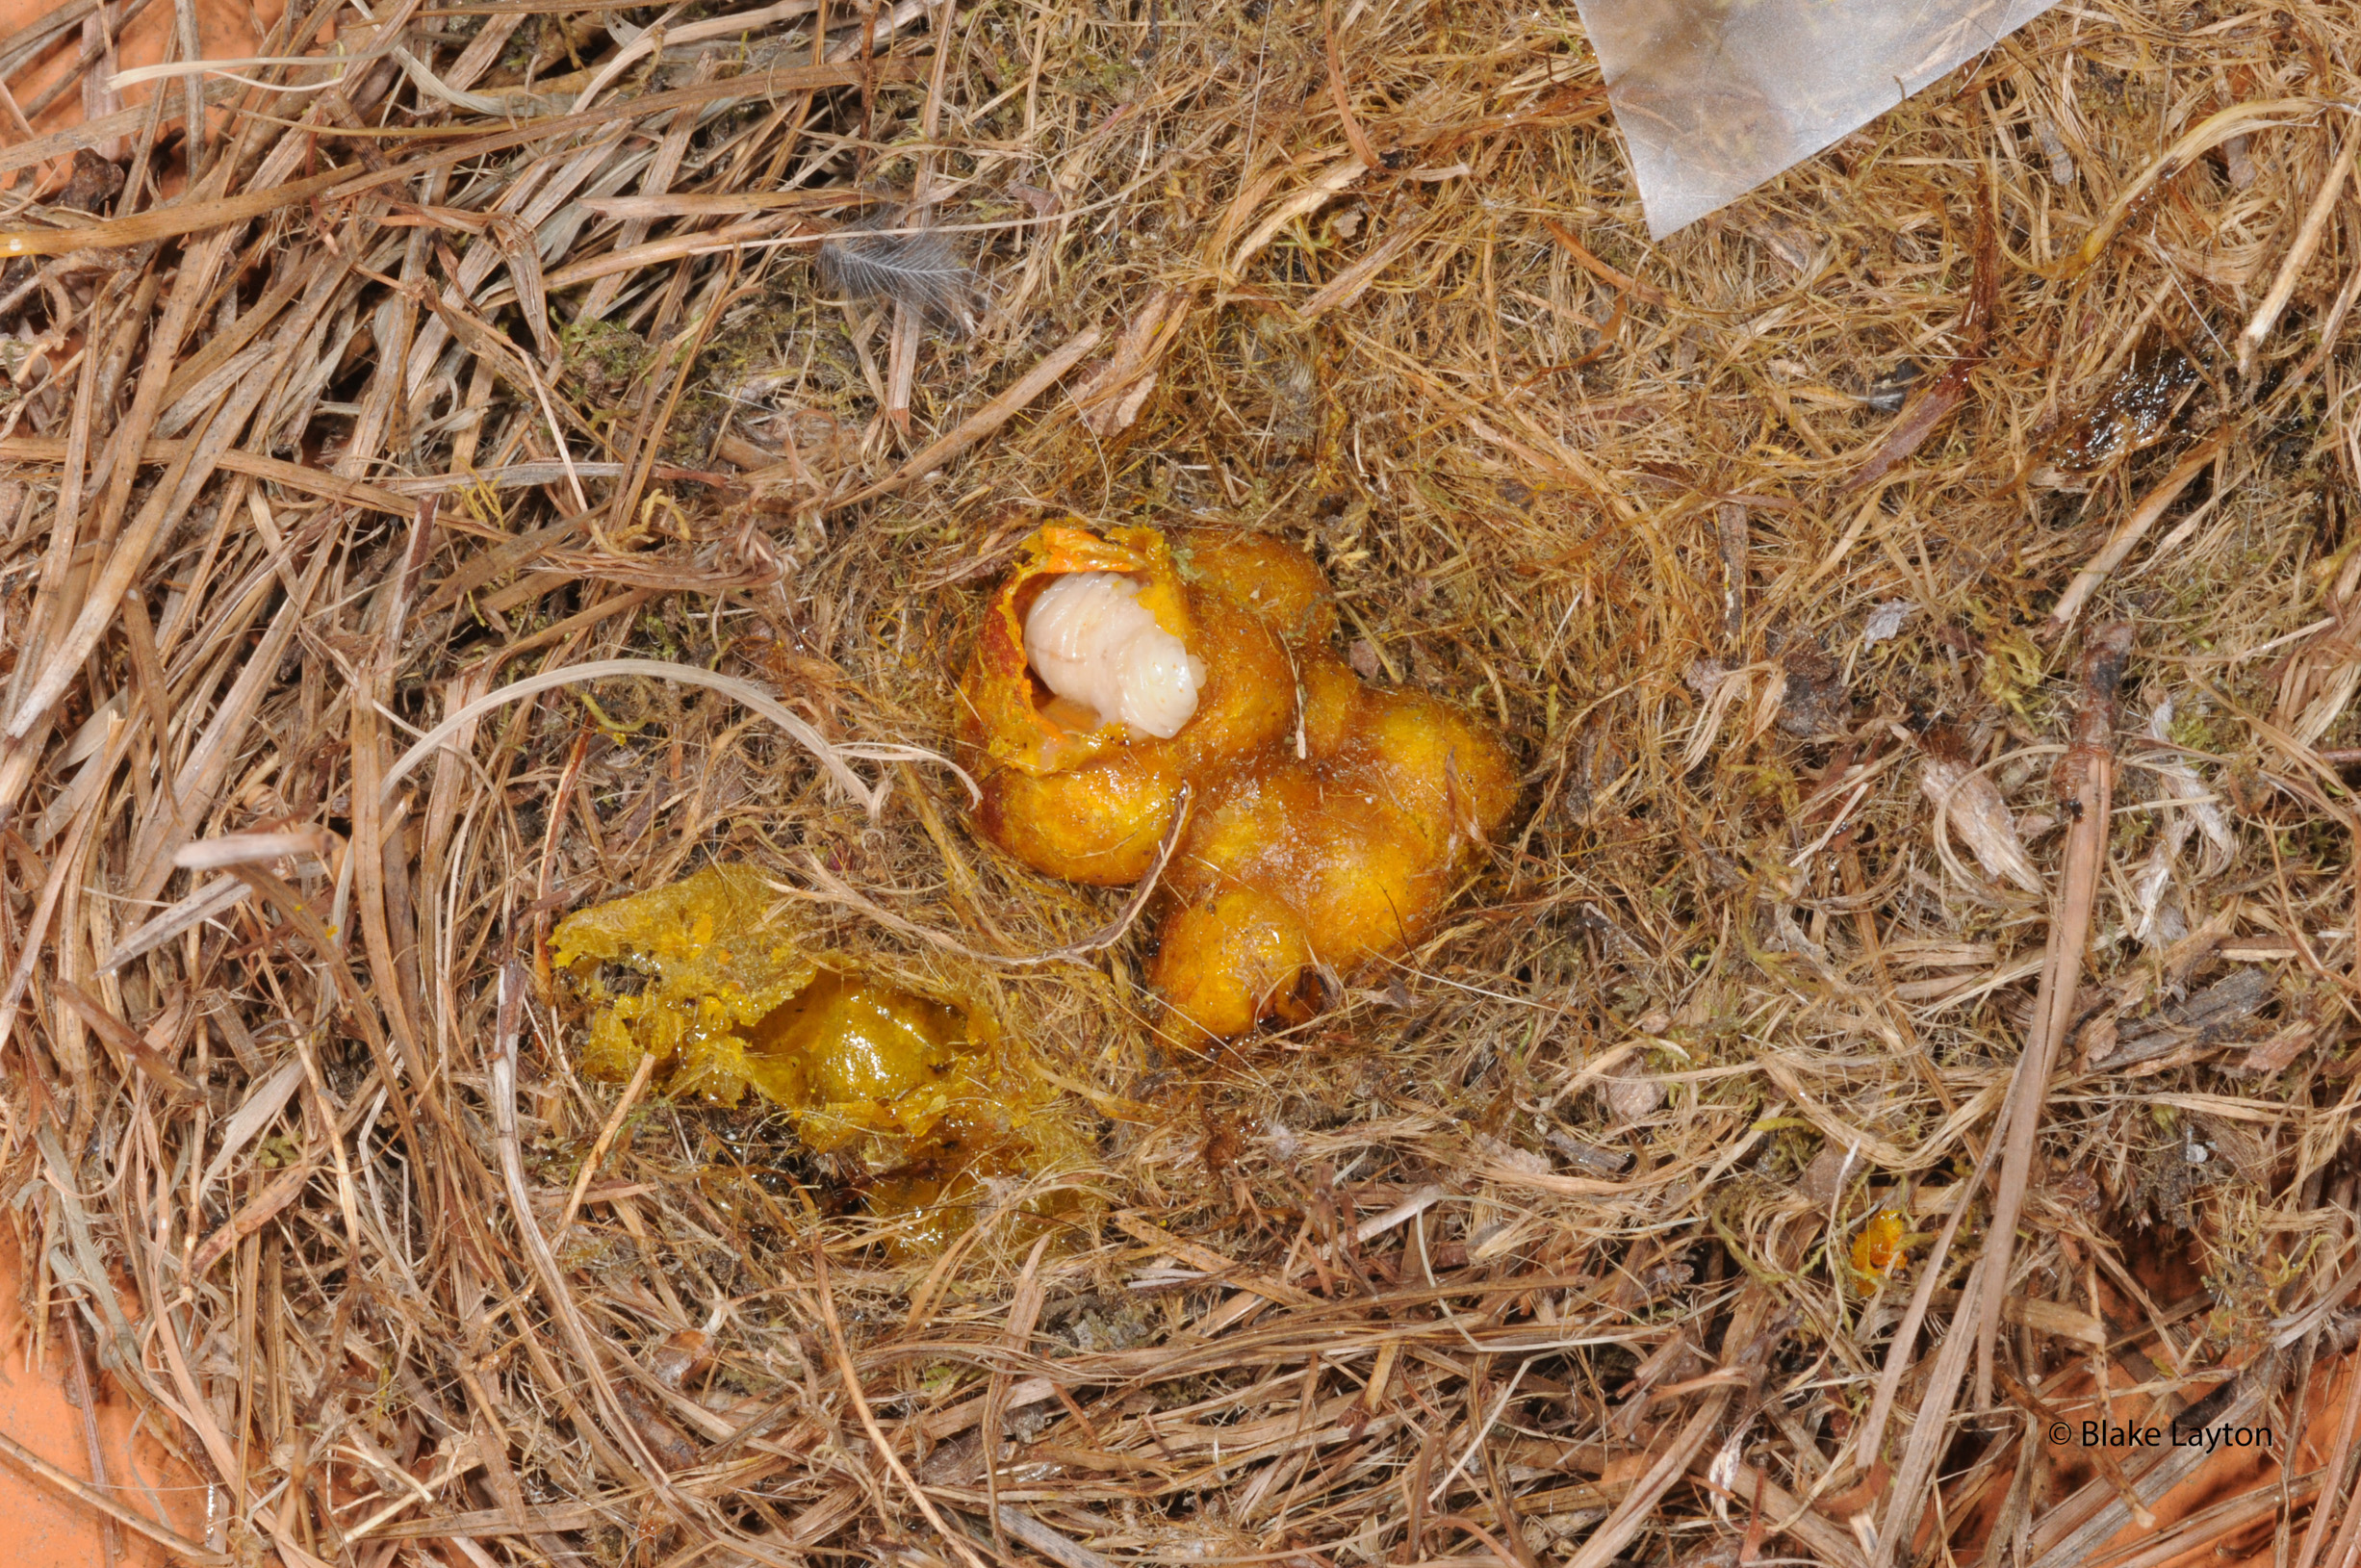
[1574,0,2062,238]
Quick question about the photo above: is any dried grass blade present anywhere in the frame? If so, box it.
[351,506,437,1075]
[2239,130,2357,373]
[1919,749,2042,894]
[1322,0,1381,167]
[1871,1249,1992,1567]
[986,1235,1055,1554]
[552,1050,657,1246]
[97,875,252,974]
[2037,98,2323,280]
[1297,216,1425,321]
[1997,1367,2154,1529]
[490,960,693,1493]
[578,190,858,220]
[2027,1354,2285,1567]
[6,228,288,743]
[2287,1349,2361,1568]
[379,657,950,814]
[0,77,242,179]
[581,61,716,321]
[198,1057,308,1195]
[1561,1289,1767,1568]
[121,535,333,903]
[1973,625,2134,1407]
[173,830,332,871]
[0,0,101,76]
[0,162,353,257]
[1846,192,1996,491]
[0,1427,231,1566]
[543,214,805,292]
[188,1153,323,1277]
[0,436,417,515]
[50,979,202,1098]
[1687,1454,1866,1568]
[327,59,924,206]
[0,807,103,1094]
[1071,289,1191,432]
[886,302,919,435]
[2052,437,2227,628]
[833,324,1100,508]
[990,1507,1115,1568]
[571,0,820,112]
[812,1239,994,1568]
[1226,155,1367,284]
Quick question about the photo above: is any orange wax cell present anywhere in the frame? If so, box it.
[1178,528,1339,645]
[962,519,1517,1040]
[977,746,1185,887]
[1298,649,1370,756]
[1333,688,1519,858]
[1152,777,1437,1037]
[1288,785,1448,967]
[1150,886,1316,1039]
[1167,587,1296,771]
[1158,755,1336,904]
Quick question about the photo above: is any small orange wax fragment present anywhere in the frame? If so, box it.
[1851,1209,1910,1281]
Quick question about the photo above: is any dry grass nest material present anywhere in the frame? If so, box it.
[2,1,2361,1565]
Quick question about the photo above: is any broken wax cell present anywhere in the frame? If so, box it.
[962,525,1196,777]
[734,970,969,1149]
[553,866,1084,1247]
[552,862,818,1098]
[1023,572,1207,738]
[962,525,1293,886]
[961,519,1517,1040]
[2030,342,2199,487]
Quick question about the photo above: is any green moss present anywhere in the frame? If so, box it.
[559,317,653,395]
[1977,625,2046,723]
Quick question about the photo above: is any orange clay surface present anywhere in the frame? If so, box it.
[1936,1230,2353,1568]
[0,1232,207,1568]
[0,0,288,195]
[960,522,1517,1039]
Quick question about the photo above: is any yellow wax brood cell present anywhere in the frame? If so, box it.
[961,520,1517,1040]
[553,865,1085,1249]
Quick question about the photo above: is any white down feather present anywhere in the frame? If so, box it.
[1022,572,1205,738]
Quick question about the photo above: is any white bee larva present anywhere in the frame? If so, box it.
[1023,572,1206,739]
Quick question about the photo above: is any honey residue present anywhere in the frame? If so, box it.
[553,866,1082,1249]
[960,523,1516,1039]
[2039,342,2198,478]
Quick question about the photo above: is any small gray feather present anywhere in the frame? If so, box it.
[816,209,977,326]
